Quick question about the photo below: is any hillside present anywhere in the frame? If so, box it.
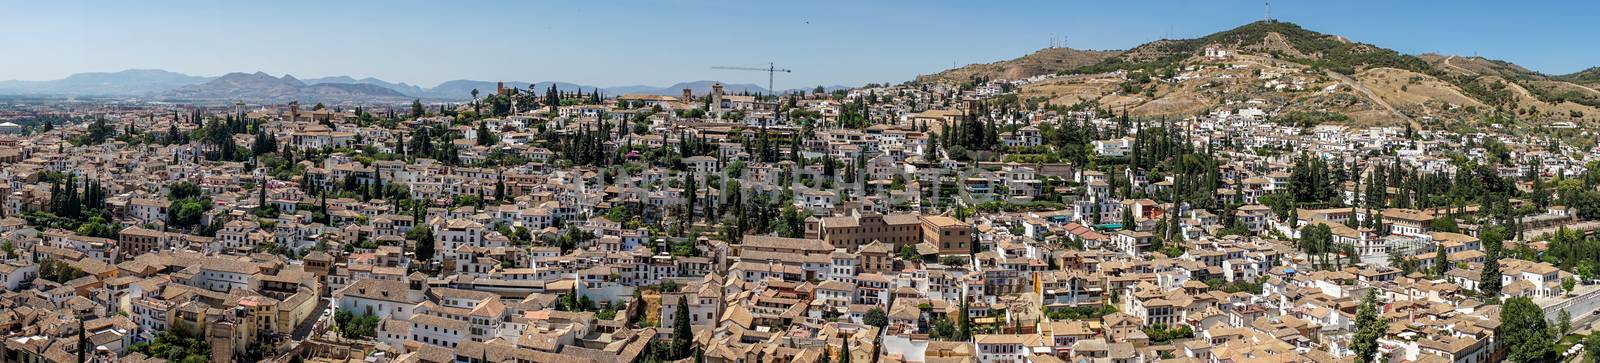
[996,21,1600,127]
[1561,67,1600,86]
[1075,21,1429,76]
[916,47,1118,84]
[1418,55,1600,117]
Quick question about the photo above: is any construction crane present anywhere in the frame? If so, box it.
[711,62,792,95]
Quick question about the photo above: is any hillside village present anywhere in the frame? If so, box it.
[0,20,1598,363]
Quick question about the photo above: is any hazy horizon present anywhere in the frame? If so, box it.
[3,0,1597,88]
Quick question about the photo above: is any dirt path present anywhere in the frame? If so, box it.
[1441,56,1479,76]
[1325,70,1419,130]
[1566,81,1600,97]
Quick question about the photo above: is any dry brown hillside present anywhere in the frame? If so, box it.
[1356,67,1484,119]
[1416,54,1600,123]
[917,47,1117,83]
[937,22,1600,127]
[1419,54,1537,79]
[1562,67,1600,87]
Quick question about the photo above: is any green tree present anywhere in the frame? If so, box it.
[929,317,955,340]
[167,199,208,228]
[1428,216,1459,233]
[1578,260,1599,282]
[477,121,497,146]
[494,174,506,201]
[407,226,435,261]
[957,297,972,340]
[1585,333,1600,363]
[1432,247,1449,278]
[1388,249,1415,275]
[1480,227,1505,298]
[672,295,692,359]
[899,244,919,262]
[1556,309,1571,336]
[1299,223,1334,270]
[77,318,85,363]
[774,204,808,238]
[839,337,852,363]
[332,310,381,339]
[863,307,888,328]
[1480,253,1502,297]
[1498,297,1551,363]
[1351,292,1385,363]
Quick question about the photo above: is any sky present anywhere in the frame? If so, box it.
[1,0,1596,89]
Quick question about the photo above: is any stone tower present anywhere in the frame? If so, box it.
[710,82,725,118]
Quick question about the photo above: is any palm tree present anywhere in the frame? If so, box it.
[470,88,480,100]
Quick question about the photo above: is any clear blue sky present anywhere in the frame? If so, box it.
[1,0,1594,88]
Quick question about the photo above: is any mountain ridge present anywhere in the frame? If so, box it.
[0,69,213,96]
[164,71,409,102]
[937,21,1600,126]
[917,47,1119,84]
[0,70,838,102]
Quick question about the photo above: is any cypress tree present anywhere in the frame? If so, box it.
[839,337,852,363]
[1481,248,1502,298]
[494,173,506,201]
[258,178,268,211]
[673,295,692,358]
[319,191,330,225]
[685,172,697,222]
[77,318,86,363]
[957,297,972,340]
[1433,246,1449,277]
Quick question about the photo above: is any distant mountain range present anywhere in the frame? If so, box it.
[0,69,852,103]
[0,69,211,96]
[164,72,410,103]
